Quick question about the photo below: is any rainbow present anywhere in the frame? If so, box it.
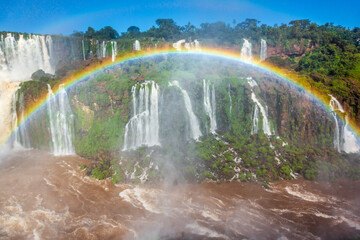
[3,47,360,147]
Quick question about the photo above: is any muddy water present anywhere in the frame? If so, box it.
[0,150,359,239]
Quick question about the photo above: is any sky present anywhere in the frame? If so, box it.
[0,0,359,35]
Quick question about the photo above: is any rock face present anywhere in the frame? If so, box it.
[252,39,318,59]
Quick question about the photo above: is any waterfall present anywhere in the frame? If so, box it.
[47,84,75,156]
[329,95,360,153]
[102,41,106,58]
[228,84,232,115]
[251,105,259,135]
[241,39,252,60]
[170,81,202,140]
[173,40,201,51]
[82,40,86,61]
[194,40,201,51]
[0,33,55,81]
[123,81,160,151]
[248,78,272,136]
[329,94,345,152]
[203,79,217,134]
[172,40,185,51]
[13,92,31,148]
[342,117,360,153]
[96,40,101,59]
[260,39,267,61]
[133,40,141,51]
[0,33,55,146]
[111,41,117,62]
[184,43,191,50]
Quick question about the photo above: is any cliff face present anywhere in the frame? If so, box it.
[16,55,356,184]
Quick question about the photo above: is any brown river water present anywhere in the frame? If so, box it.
[0,149,359,239]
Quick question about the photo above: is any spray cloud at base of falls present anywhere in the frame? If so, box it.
[203,79,217,134]
[123,81,160,151]
[46,84,75,156]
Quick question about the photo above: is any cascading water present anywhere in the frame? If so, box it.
[102,41,106,58]
[342,116,360,153]
[241,39,252,60]
[0,33,55,146]
[228,84,232,115]
[169,81,202,140]
[111,41,117,62]
[194,40,201,51]
[96,40,101,59]
[133,40,141,51]
[329,95,360,153]
[329,95,343,152]
[203,79,217,134]
[174,40,201,51]
[82,40,86,61]
[260,39,267,61]
[251,105,259,135]
[123,81,160,151]
[173,40,185,51]
[247,77,272,136]
[0,33,55,80]
[47,84,75,156]
[13,92,31,148]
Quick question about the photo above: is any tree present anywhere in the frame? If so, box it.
[97,26,119,39]
[71,30,83,37]
[127,26,140,32]
[85,27,96,38]
[155,19,181,40]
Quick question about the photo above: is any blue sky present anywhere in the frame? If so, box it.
[0,0,359,35]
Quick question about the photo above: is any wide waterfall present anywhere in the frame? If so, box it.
[47,84,75,156]
[248,77,272,136]
[329,95,360,153]
[133,40,141,51]
[123,81,160,151]
[0,33,55,146]
[111,41,117,62]
[170,81,202,140]
[241,39,252,60]
[203,79,217,134]
[82,40,86,61]
[0,33,55,81]
[260,39,267,61]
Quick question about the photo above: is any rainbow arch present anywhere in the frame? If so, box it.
[3,47,360,147]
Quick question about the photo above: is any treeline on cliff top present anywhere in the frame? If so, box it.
[71,19,360,121]
[72,19,360,77]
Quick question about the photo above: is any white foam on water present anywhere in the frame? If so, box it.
[185,222,229,239]
[119,187,161,214]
